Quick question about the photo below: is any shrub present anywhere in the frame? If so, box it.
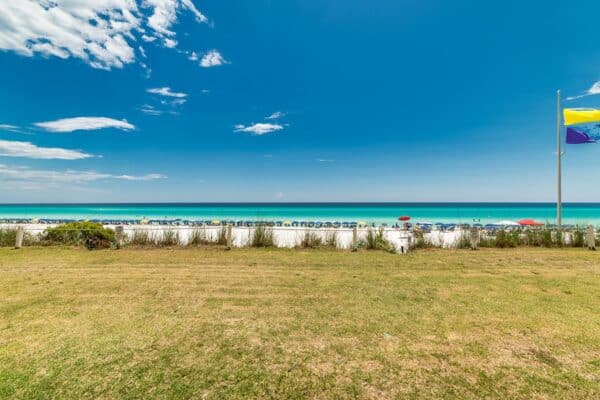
[571,228,585,248]
[250,224,275,248]
[45,222,114,249]
[0,228,17,247]
[128,230,152,246]
[188,228,210,246]
[542,229,554,248]
[155,230,181,247]
[495,230,519,248]
[363,228,395,253]
[454,232,472,249]
[411,231,436,250]
[299,231,323,249]
[217,227,228,245]
[324,231,338,248]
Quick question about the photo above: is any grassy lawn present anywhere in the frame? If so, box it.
[0,247,599,399]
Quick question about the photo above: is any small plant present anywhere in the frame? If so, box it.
[188,228,210,246]
[217,227,228,245]
[324,231,338,248]
[128,230,152,246]
[571,228,585,248]
[250,224,275,248]
[156,230,181,247]
[411,231,435,250]
[478,235,496,248]
[363,228,395,253]
[495,230,519,248]
[455,232,472,249]
[45,221,114,249]
[299,231,323,249]
[0,228,18,247]
[542,229,554,248]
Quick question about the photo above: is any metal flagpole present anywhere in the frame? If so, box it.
[557,89,562,231]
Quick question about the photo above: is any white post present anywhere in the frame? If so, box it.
[470,227,480,250]
[226,224,233,250]
[352,227,358,250]
[115,225,124,249]
[587,225,596,251]
[557,89,562,231]
[15,226,24,249]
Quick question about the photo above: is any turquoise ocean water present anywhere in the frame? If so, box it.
[1,203,600,225]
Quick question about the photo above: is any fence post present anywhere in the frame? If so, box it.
[226,224,233,250]
[470,228,480,250]
[115,225,124,249]
[587,225,596,251]
[15,226,24,249]
[352,227,358,251]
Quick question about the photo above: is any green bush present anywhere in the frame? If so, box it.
[324,231,338,248]
[0,228,18,247]
[45,222,115,249]
[250,225,275,248]
[455,232,472,249]
[155,230,181,247]
[217,227,228,245]
[495,230,519,248]
[571,228,585,248]
[299,231,323,249]
[362,228,395,253]
[128,230,152,246]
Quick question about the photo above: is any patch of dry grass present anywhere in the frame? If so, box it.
[0,247,599,399]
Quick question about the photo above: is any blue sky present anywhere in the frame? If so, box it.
[2,0,600,202]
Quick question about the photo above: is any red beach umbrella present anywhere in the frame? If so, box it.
[518,219,544,227]
[398,216,411,221]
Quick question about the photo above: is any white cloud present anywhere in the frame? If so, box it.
[0,1,208,70]
[0,140,92,160]
[0,164,166,184]
[0,124,22,133]
[188,51,199,61]
[266,112,285,120]
[140,104,163,115]
[164,38,177,48]
[317,159,335,163]
[142,34,157,42]
[147,87,187,98]
[34,117,135,133]
[567,81,600,101]
[235,123,284,135]
[200,50,227,68]
[113,173,166,181]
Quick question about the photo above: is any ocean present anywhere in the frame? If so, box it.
[0,203,599,225]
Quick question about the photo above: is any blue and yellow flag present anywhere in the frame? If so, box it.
[564,108,600,126]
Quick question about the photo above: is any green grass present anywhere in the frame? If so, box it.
[0,247,599,399]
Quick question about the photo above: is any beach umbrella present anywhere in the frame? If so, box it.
[494,220,520,226]
[518,219,544,226]
[398,216,411,221]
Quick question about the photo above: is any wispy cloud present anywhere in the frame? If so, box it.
[164,38,178,48]
[34,117,135,133]
[0,164,166,185]
[234,123,284,135]
[0,140,92,160]
[0,1,209,70]
[317,159,335,163]
[200,50,228,68]
[0,124,23,133]
[140,104,163,116]
[266,112,286,120]
[147,87,188,98]
[567,81,600,101]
